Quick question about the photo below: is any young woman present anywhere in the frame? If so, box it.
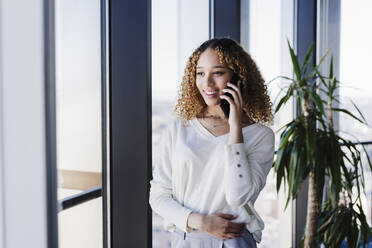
[150,38,274,247]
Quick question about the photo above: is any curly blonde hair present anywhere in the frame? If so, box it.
[174,38,273,125]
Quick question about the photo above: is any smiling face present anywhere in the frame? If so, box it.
[195,48,234,107]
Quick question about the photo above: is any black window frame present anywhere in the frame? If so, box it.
[109,0,152,247]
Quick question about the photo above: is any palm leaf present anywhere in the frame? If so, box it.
[350,99,369,125]
[287,39,301,81]
[267,75,296,85]
[329,56,334,79]
[318,41,335,67]
[331,108,365,124]
[309,91,326,116]
[300,43,315,78]
[275,85,294,113]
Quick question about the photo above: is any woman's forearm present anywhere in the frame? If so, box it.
[224,129,275,207]
[187,212,205,231]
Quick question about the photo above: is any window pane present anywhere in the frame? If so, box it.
[339,0,372,225]
[152,0,209,247]
[339,0,372,141]
[242,0,294,246]
[58,197,103,247]
[55,0,103,247]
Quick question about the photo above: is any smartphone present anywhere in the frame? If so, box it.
[219,73,240,118]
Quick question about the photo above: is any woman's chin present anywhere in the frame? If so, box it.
[204,101,220,107]
[202,96,221,105]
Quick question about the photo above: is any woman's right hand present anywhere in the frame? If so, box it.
[187,212,246,239]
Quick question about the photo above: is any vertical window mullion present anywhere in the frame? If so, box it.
[109,0,152,247]
[292,1,317,247]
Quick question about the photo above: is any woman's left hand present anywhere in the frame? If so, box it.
[220,80,244,128]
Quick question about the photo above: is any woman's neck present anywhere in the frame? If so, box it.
[200,106,253,126]
[204,106,226,119]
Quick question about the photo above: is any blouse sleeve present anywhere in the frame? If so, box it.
[223,127,275,207]
[149,123,194,233]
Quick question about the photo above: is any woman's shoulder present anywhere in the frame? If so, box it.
[244,123,275,143]
[244,121,273,133]
[241,115,273,135]
[254,123,274,135]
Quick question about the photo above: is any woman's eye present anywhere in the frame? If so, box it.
[196,72,204,76]
[214,71,225,75]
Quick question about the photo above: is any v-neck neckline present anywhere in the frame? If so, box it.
[191,117,258,142]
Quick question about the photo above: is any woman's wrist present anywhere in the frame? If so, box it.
[187,212,205,231]
[228,125,244,144]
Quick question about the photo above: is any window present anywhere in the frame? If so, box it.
[339,0,372,225]
[55,0,103,247]
[152,0,209,246]
[241,0,294,246]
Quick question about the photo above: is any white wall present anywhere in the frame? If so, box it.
[0,0,48,247]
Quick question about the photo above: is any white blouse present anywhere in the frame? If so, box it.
[149,117,275,243]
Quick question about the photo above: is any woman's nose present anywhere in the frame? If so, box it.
[205,74,214,86]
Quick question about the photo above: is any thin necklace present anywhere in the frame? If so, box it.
[201,111,228,128]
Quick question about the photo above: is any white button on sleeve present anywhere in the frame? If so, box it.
[223,128,275,207]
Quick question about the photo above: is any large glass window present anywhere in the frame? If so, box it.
[241,0,294,247]
[152,0,209,246]
[152,1,296,246]
[55,0,103,247]
[339,0,372,225]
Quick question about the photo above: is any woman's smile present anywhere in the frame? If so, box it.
[204,89,218,98]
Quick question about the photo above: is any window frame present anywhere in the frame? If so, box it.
[108,0,152,247]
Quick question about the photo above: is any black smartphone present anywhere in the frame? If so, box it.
[219,73,240,118]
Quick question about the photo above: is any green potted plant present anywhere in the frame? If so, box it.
[272,41,372,247]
